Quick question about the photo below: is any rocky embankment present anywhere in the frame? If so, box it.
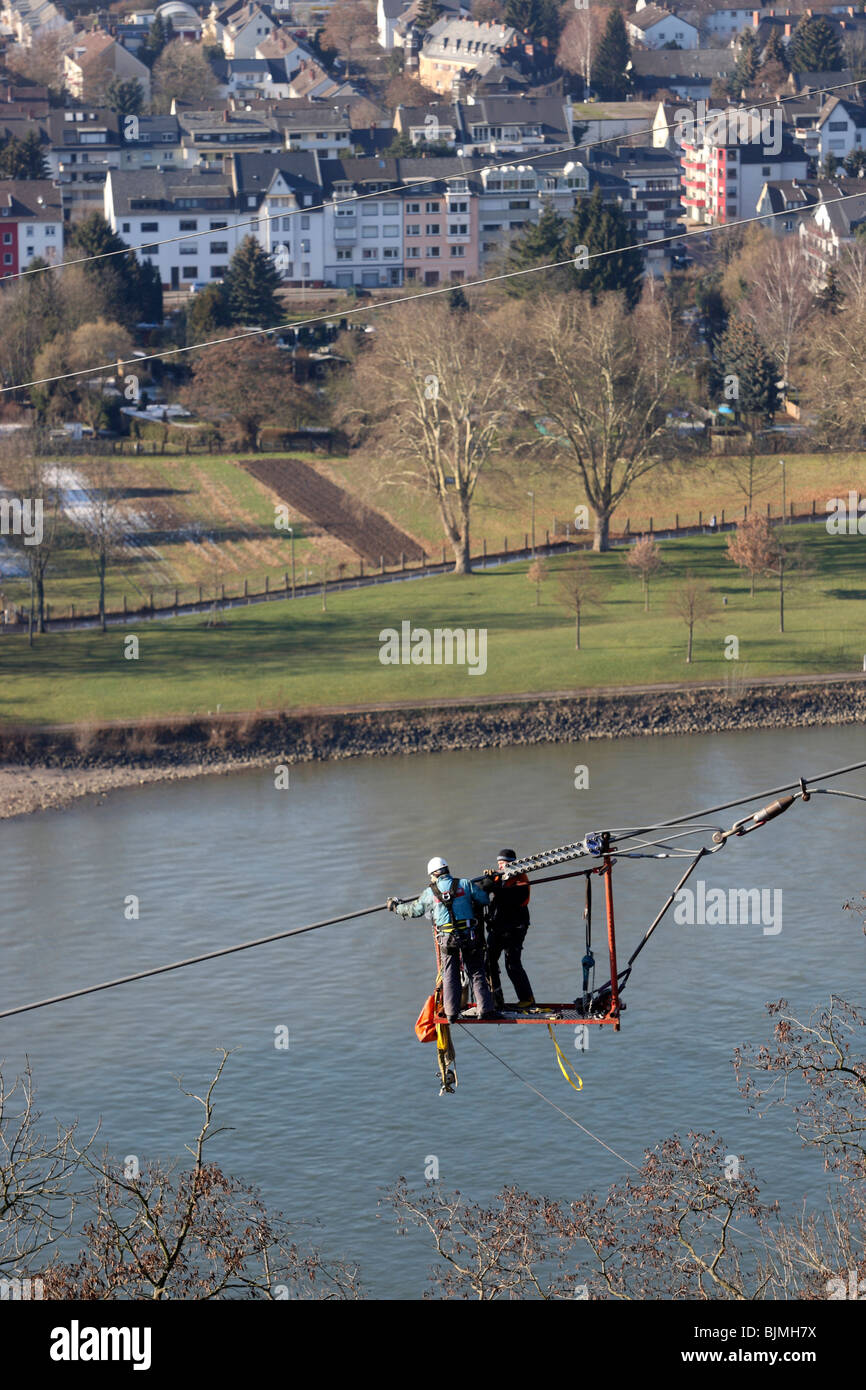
[1,679,863,819]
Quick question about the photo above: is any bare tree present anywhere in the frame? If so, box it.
[556,553,605,649]
[43,1052,361,1299]
[625,535,662,611]
[527,558,547,607]
[726,511,779,597]
[80,459,126,632]
[322,0,376,79]
[714,449,779,512]
[739,236,814,396]
[2,448,65,641]
[524,291,679,551]
[342,301,517,574]
[0,1062,89,1283]
[557,6,604,93]
[669,570,713,662]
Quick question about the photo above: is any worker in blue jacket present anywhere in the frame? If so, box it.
[389,856,500,1023]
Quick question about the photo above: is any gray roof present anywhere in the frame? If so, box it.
[107,169,237,215]
[630,49,737,79]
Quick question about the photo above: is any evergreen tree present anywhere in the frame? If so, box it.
[224,236,282,327]
[105,78,145,117]
[789,15,843,74]
[186,282,231,343]
[140,14,172,69]
[414,0,444,30]
[448,285,469,312]
[843,148,866,176]
[719,316,778,419]
[761,29,789,75]
[567,189,643,309]
[734,29,760,91]
[505,0,561,45]
[817,262,843,315]
[66,213,162,328]
[592,11,631,101]
[0,131,49,179]
[504,202,569,295]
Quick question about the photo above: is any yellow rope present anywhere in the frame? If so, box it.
[548,1023,583,1092]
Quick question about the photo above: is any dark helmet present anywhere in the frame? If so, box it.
[497,849,517,862]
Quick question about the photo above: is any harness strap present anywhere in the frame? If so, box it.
[548,1023,583,1093]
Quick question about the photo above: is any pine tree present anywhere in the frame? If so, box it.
[734,29,760,91]
[105,78,145,117]
[789,15,843,74]
[761,29,789,75]
[719,316,778,419]
[567,188,643,309]
[66,213,162,328]
[141,14,171,69]
[592,11,631,100]
[504,202,569,296]
[224,236,283,327]
[0,130,49,179]
[817,263,843,315]
[414,0,444,32]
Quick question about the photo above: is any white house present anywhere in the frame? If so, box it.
[627,5,699,51]
[815,96,866,163]
[104,168,250,291]
[256,167,325,284]
[701,7,761,42]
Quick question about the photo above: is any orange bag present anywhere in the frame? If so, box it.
[415,994,438,1043]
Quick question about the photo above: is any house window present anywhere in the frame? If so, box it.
[336,249,352,260]
[383,224,400,236]
[362,248,378,259]
[46,225,56,236]
[509,200,530,209]
[448,224,468,236]
[407,202,421,213]
[3,253,11,265]
[362,204,378,216]
[450,246,465,257]
[211,265,226,277]
[122,222,131,232]
[141,222,158,231]
[425,246,440,257]
[301,215,310,228]
[210,241,228,253]
[383,201,400,213]
[425,201,439,212]
[383,247,398,258]
[406,246,420,258]
[180,265,198,277]
[449,200,468,212]
[26,225,34,235]
[406,224,420,235]
[2,233,11,244]
[179,244,197,255]
[210,221,227,229]
[425,224,440,235]
[362,226,377,238]
[179,218,198,230]
[282,216,292,229]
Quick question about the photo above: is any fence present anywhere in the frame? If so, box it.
[6,495,848,635]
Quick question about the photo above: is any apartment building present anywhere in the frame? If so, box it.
[0,180,63,278]
[681,129,808,224]
[104,168,250,289]
[44,108,123,222]
[626,6,699,50]
[233,151,325,285]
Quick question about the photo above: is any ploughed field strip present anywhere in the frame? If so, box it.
[240,457,425,567]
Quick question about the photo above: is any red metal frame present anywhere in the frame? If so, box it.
[432,859,622,1030]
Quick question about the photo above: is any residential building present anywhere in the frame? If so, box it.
[232,152,325,285]
[45,108,123,222]
[588,144,683,275]
[377,0,469,51]
[174,109,284,168]
[629,48,737,101]
[63,32,152,104]
[104,167,251,290]
[418,18,527,96]
[626,5,699,50]
[700,6,758,41]
[799,178,866,285]
[0,179,62,278]
[0,0,70,46]
[815,96,866,164]
[681,128,808,224]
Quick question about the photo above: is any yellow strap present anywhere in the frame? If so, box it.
[548,1023,583,1092]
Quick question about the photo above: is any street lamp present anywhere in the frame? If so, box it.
[780,458,786,526]
[285,526,296,597]
[527,490,535,557]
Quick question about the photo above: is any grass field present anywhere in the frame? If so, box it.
[1,528,863,726]
[2,449,864,621]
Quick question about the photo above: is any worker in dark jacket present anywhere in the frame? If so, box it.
[389,856,499,1023]
[481,849,535,1010]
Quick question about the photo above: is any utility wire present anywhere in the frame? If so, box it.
[0,904,384,1021]
[7,182,866,396]
[10,75,863,284]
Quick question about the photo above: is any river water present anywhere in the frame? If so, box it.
[2,724,864,1298]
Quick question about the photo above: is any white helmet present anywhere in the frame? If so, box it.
[427,856,449,876]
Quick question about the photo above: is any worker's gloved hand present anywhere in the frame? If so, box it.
[387,897,398,913]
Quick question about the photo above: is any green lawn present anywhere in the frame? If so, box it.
[1,529,863,726]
